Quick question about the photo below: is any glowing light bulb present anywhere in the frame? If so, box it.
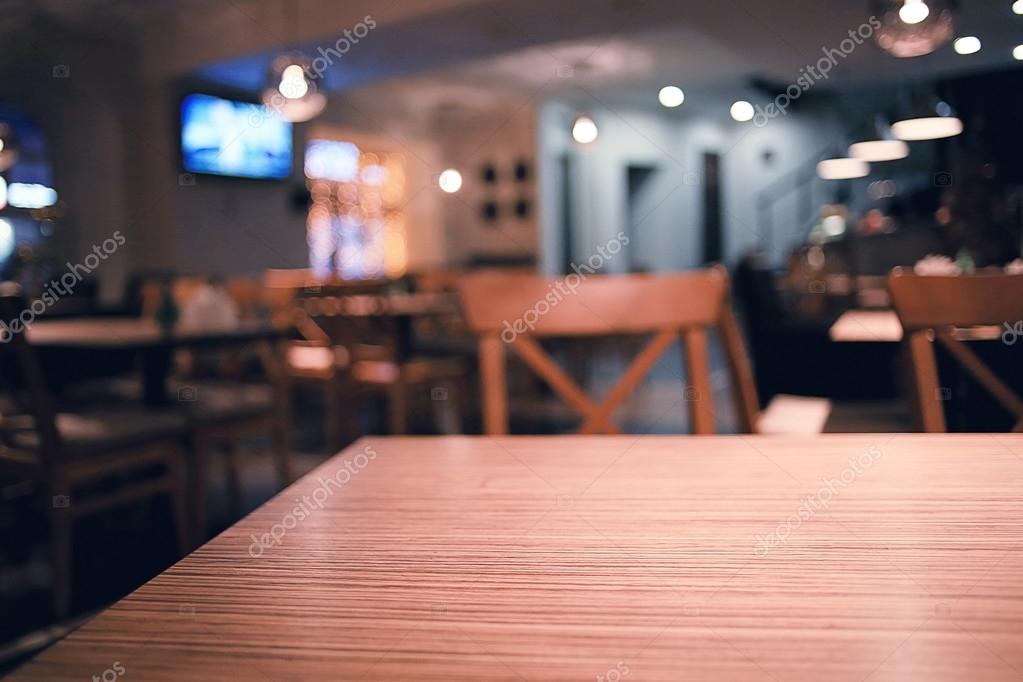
[571,116,598,144]
[438,169,462,193]
[658,86,685,108]
[730,101,754,122]
[953,37,981,54]
[899,0,929,25]
[282,64,305,80]
[279,64,310,99]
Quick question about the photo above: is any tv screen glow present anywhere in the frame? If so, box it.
[181,94,292,179]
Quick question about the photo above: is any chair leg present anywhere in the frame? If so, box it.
[272,419,292,489]
[388,382,407,435]
[190,431,211,545]
[324,381,343,453]
[49,491,73,620]
[166,450,191,554]
[434,379,461,435]
[222,440,243,518]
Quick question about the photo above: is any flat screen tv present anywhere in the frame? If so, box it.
[180,93,293,179]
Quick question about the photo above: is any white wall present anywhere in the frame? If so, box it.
[538,97,844,274]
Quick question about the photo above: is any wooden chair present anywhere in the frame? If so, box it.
[458,268,761,435]
[0,286,190,618]
[128,275,293,539]
[174,340,292,541]
[287,285,464,447]
[889,269,1023,432]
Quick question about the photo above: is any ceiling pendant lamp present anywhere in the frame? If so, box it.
[849,139,909,161]
[260,2,326,123]
[848,116,910,161]
[817,158,870,180]
[874,0,956,57]
[261,53,326,123]
[571,115,598,144]
[891,96,963,141]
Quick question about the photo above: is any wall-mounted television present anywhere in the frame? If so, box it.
[180,93,292,180]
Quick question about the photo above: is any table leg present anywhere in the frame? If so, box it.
[141,347,173,406]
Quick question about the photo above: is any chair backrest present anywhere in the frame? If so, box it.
[293,283,403,363]
[888,269,1023,432]
[0,285,63,473]
[458,267,760,435]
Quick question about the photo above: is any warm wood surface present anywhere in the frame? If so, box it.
[829,310,904,342]
[459,269,761,435]
[12,434,1023,681]
[26,318,286,349]
[830,309,1004,344]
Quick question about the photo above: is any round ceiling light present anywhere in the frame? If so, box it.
[1014,44,1023,60]
[730,101,754,122]
[658,86,685,108]
[261,53,327,123]
[438,169,463,193]
[891,116,963,140]
[953,36,981,54]
[817,158,870,180]
[899,0,930,24]
[875,0,954,57]
[848,140,910,161]
[571,116,599,144]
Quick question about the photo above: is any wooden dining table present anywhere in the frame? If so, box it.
[829,309,905,342]
[26,318,289,405]
[11,434,1023,680]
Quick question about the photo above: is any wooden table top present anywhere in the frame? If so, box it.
[829,309,904,342]
[13,434,1023,681]
[830,310,1005,344]
[26,318,287,350]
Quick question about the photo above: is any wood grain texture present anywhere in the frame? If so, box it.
[11,434,1023,681]
[459,267,761,436]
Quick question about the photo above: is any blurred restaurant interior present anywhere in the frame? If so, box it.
[2,0,1023,678]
